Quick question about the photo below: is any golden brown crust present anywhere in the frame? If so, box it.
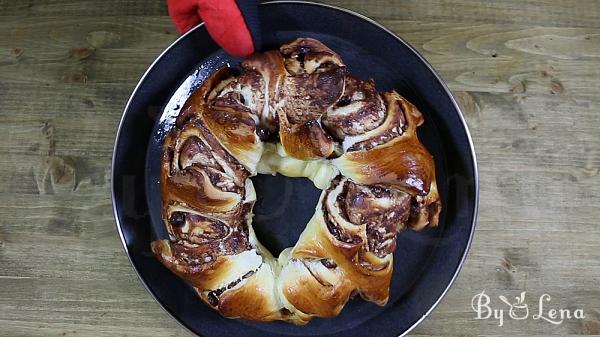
[160,130,243,215]
[201,105,263,174]
[152,38,442,325]
[278,258,353,320]
[335,136,435,195]
[279,178,398,321]
[209,263,283,321]
[333,91,441,228]
[176,67,234,128]
[278,117,335,160]
[241,50,286,130]
[334,92,434,195]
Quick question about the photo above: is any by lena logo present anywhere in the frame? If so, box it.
[471,290,586,327]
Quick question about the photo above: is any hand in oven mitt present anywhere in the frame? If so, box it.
[167,0,261,57]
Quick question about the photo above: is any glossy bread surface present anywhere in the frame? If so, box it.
[153,38,441,324]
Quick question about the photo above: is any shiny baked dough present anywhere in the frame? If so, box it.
[277,176,400,323]
[152,38,442,325]
[333,91,441,230]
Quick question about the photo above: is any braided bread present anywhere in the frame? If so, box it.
[151,38,441,324]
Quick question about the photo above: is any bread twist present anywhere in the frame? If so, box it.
[151,38,441,324]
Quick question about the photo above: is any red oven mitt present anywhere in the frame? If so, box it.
[167,0,261,57]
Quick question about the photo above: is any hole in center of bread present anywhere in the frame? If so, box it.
[250,174,321,256]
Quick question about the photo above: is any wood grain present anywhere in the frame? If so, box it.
[0,0,599,336]
[1,0,599,28]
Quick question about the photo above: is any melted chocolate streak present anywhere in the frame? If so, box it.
[322,178,362,245]
[207,268,259,306]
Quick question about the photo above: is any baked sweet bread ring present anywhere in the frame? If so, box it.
[151,38,442,324]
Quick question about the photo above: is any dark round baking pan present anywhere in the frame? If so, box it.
[112,2,479,336]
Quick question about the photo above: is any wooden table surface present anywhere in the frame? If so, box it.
[1,0,599,336]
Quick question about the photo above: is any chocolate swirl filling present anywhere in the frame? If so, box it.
[323,177,412,258]
[167,211,231,245]
[206,268,258,307]
[322,177,363,245]
[344,183,411,257]
[346,96,407,152]
[323,76,386,140]
[280,37,345,75]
